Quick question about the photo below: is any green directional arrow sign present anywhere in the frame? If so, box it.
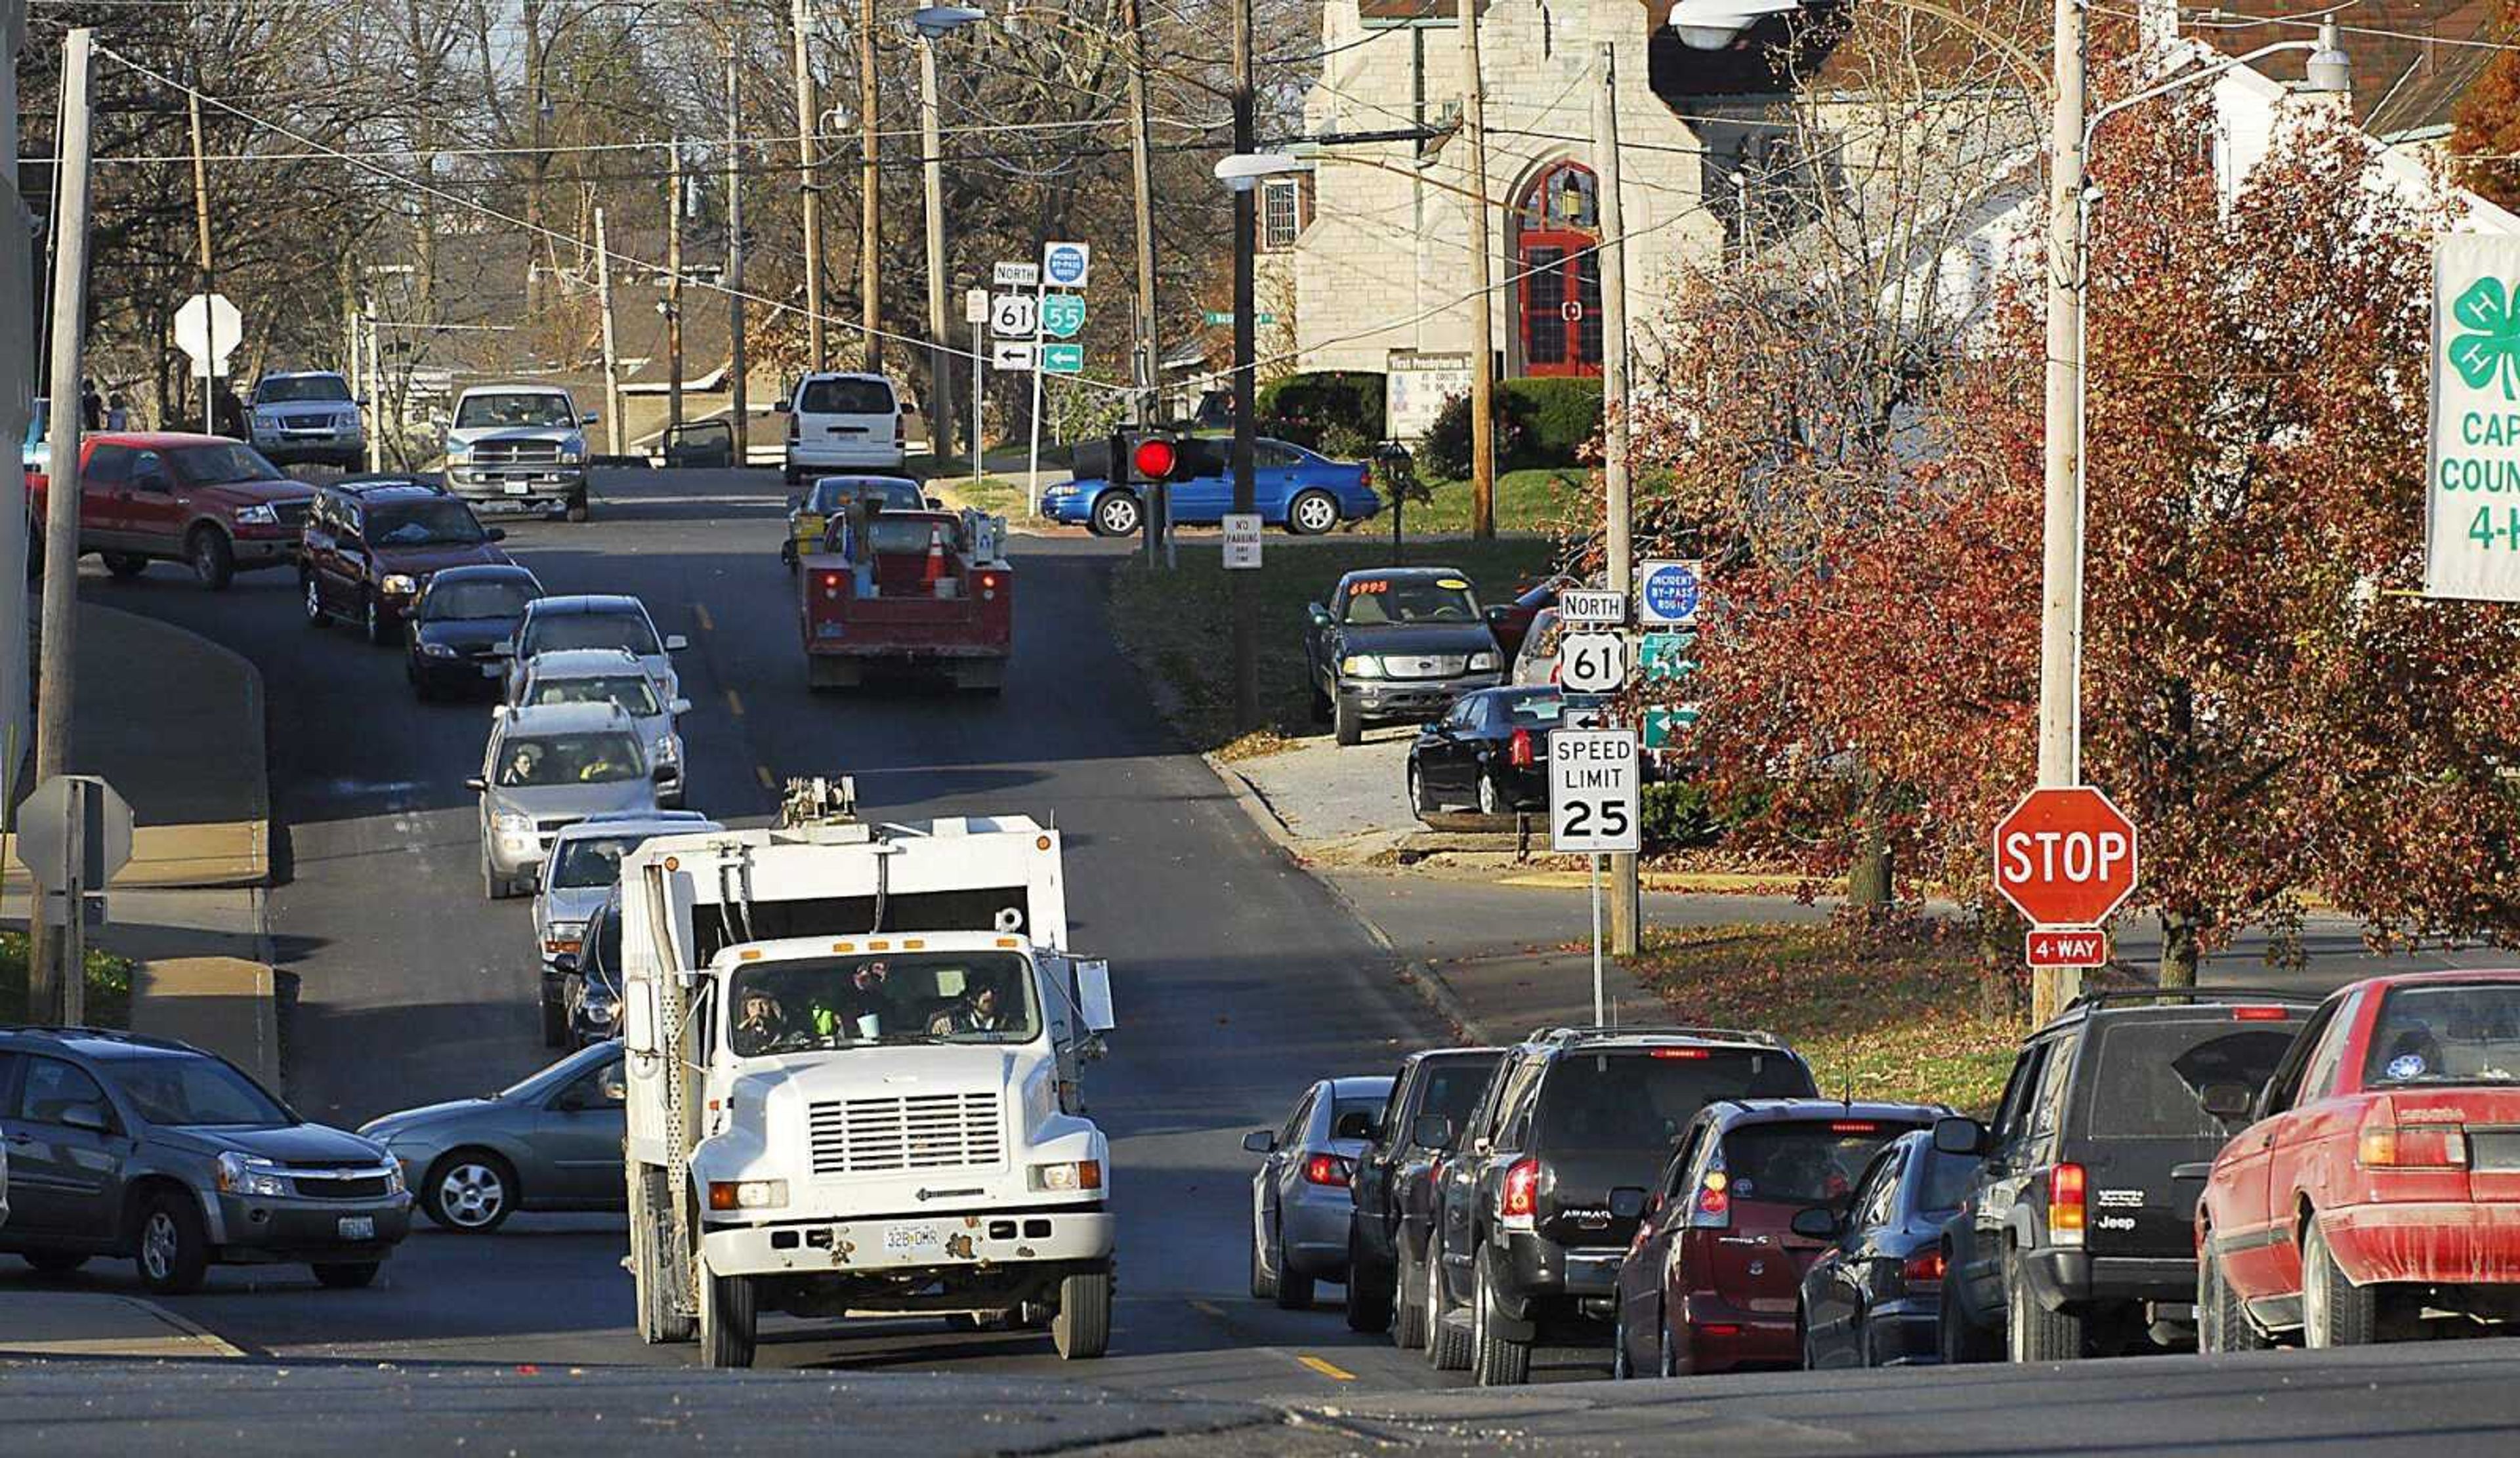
[1642,705,1700,750]
[1041,293,1085,340]
[1640,631,1697,684]
[1040,342,1085,374]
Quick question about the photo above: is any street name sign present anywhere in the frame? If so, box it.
[1040,293,1085,340]
[1042,241,1091,288]
[1040,343,1085,374]
[1549,730,1641,854]
[990,293,1038,339]
[994,261,1040,288]
[2429,234,2520,600]
[2026,927,2109,970]
[1222,513,1263,570]
[1557,589,1624,625]
[1557,631,1628,695]
[1992,785,2139,927]
[1637,560,1704,627]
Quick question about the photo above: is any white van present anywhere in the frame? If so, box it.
[780,372,904,484]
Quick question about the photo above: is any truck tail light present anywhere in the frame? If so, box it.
[2049,1162,2086,1246]
[818,570,844,601]
[1500,1156,1539,1230]
[1509,727,1535,768]
[1303,1153,1354,1187]
[1902,1250,1946,1286]
[2359,1123,2469,1169]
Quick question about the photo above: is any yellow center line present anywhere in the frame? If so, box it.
[692,603,715,633]
[1296,1354,1356,1382]
[724,688,746,717]
[755,764,776,791]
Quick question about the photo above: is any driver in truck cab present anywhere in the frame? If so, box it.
[929,969,1015,1035]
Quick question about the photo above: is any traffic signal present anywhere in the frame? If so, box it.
[1124,429,1189,485]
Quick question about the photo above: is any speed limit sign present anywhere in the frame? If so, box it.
[1558,632,1628,695]
[1550,730,1641,854]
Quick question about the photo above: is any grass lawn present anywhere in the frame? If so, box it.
[1398,468,1589,536]
[930,474,1035,519]
[0,930,136,1026]
[1110,536,1563,754]
[1626,923,2023,1113]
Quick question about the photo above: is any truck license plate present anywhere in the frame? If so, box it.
[337,1216,375,1241]
[503,481,531,495]
[883,1222,941,1255]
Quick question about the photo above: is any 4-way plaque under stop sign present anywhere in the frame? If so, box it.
[1992,785,2139,928]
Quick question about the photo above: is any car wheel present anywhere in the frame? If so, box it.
[1407,763,1433,821]
[1334,694,1363,747]
[1469,1247,1531,1385]
[22,1250,89,1276]
[303,575,329,627]
[1939,1265,1998,1363]
[1250,1210,1279,1301]
[1272,1218,1315,1310]
[188,526,236,591]
[2006,1245,2085,1362]
[1426,1236,1468,1371]
[1309,678,1333,725]
[102,551,147,579]
[1477,769,1504,818]
[1611,1299,1633,1380]
[567,493,590,524]
[363,593,391,646]
[133,1189,211,1295]
[1091,490,1141,538]
[312,1262,381,1290]
[1393,1229,1429,1350]
[423,1151,516,1233]
[1346,1224,1395,1334]
[1052,1268,1113,1360]
[2301,1215,2378,1348]
[1286,488,1339,536]
[2198,1235,2269,1354]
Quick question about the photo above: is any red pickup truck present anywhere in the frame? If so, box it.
[26,432,314,589]
[798,507,1012,692]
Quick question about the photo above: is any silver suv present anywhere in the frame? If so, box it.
[251,370,365,470]
[509,647,691,806]
[444,383,595,522]
[469,701,663,900]
[533,811,720,1046]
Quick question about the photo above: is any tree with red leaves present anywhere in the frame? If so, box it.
[2450,2,2520,214]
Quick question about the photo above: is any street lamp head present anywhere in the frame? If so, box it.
[2305,18,2351,95]
[1214,152,1306,192]
[1664,0,1804,51]
[912,5,986,37]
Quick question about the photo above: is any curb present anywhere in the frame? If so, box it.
[1202,749,1490,1041]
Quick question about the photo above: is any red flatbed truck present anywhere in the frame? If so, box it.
[798,507,1013,692]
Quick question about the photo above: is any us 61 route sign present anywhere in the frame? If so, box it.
[1557,632,1628,695]
[1549,730,1641,854]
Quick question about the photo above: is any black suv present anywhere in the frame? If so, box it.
[1935,989,2315,1363]
[1347,1045,1503,1342]
[1425,1026,1819,1384]
[0,1027,411,1293]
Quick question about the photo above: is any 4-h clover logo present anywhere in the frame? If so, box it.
[2450,275,2520,400]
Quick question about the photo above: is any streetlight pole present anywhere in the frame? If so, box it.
[919,32,954,463]
[727,45,749,463]
[790,0,826,371]
[1593,41,1641,959]
[1456,0,1496,538]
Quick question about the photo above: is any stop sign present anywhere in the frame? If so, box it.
[1991,786,2139,927]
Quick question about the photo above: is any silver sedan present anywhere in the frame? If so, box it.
[358,1043,625,1233]
[1244,1074,1393,1310]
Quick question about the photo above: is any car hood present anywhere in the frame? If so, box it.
[540,883,612,928]
[416,616,523,651]
[449,425,583,449]
[1339,623,1500,657]
[360,1098,497,1142]
[257,401,356,419]
[373,543,512,576]
[499,780,658,820]
[161,1121,386,1164]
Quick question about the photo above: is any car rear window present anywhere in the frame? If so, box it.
[1500,692,1566,726]
[1535,1049,1816,1152]
[1330,1096,1384,1142]
[1723,1120,1916,1206]
[2362,983,2520,1089]
[2084,1018,2301,1138]
[528,609,662,658]
[799,378,896,415]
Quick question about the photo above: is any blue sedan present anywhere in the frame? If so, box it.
[1043,436,1381,537]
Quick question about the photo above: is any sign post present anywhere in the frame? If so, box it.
[1550,729,1641,1026]
[13,775,134,1024]
[966,287,989,495]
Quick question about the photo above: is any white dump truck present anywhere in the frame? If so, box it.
[617,782,1116,1367]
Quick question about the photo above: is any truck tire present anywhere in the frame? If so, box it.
[1052,1268,1112,1360]
[1469,1249,1532,1386]
[957,661,1005,695]
[1334,693,1363,747]
[1425,1237,1469,1371]
[312,1262,381,1289]
[699,1268,757,1369]
[566,492,590,524]
[807,656,859,692]
[1346,1224,1395,1333]
[188,526,236,591]
[631,1167,696,1344]
[103,551,147,579]
[2301,1217,2379,1348]
[2006,1246,2085,1362]
[2198,1239,2269,1354]
[1393,1229,1429,1350]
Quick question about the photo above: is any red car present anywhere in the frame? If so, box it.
[26,431,314,589]
[1612,1098,1942,1377]
[2196,969,2520,1350]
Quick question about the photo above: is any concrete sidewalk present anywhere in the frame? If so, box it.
[0,1290,243,1360]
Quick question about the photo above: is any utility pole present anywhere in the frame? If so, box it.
[186,85,215,432]
[790,0,826,371]
[2033,0,2088,1023]
[726,50,748,462]
[30,28,93,1020]
[1124,0,1161,421]
[362,314,385,470]
[595,206,625,457]
[858,0,882,371]
[1594,42,1641,959]
[918,31,954,462]
[1230,0,1259,732]
[667,138,686,432]
[1458,0,1496,538]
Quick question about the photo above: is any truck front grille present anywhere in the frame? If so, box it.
[1385,654,1469,680]
[808,1092,1003,1176]
[472,440,562,465]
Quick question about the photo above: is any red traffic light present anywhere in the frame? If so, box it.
[1132,438,1178,481]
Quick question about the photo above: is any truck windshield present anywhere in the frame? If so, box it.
[1342,577,1479,626]
[457,392,578,429]
[101,1049,293,1129]
[808,477,922,514]
[727,951,1039,1056]
[169,442,283,486]
[257,375,352,404]
[369,499,486,546]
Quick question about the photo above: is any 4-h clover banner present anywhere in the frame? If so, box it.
[2431,234,2520,600]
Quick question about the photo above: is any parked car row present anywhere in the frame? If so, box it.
[1045,435,1381,537]
[1251,969,2520,1386]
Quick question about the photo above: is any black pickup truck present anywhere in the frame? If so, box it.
[1348,1047,1503,1343]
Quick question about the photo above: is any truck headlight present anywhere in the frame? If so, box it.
[653,734,681,764]
[1027,1160,1104,1193]
[1339,655,1384,678]
[234,504,280,526]
[381,573,418,596]
[446,444,471,463]
[706,1179,788,1211]
[542,923,586,957]
[560,442,585,464]
[495,812,535,837]
[216,1152,289,1198]
[1468,650,1500,672]
[382,1161,406,1196]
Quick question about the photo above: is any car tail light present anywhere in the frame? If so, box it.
[1652,1048,1710,1060]
[2232,1006,2291,1022]
[1828,1121,1879,1133]
[1692,1169,1731,1227]
[1509,727,1535,768]
[1500,1156,1539,1230]
[979,570,1001,602]
[1304,1153,1354,1187]
[818,570,845,600]
[2359,1123,2469,1169]
[1360,464,1373,492]
[1699,1323,1742,1337]
[1902,1250,1946,1285]
[2049,1162,2086,1247]
[787,413,800,442]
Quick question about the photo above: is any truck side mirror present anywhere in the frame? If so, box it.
[663,635,689,653]
[1411,1114,1454,1148]
[1075,958,1115,1033]
[1307,603,1332,628]
[669,698,692,717]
